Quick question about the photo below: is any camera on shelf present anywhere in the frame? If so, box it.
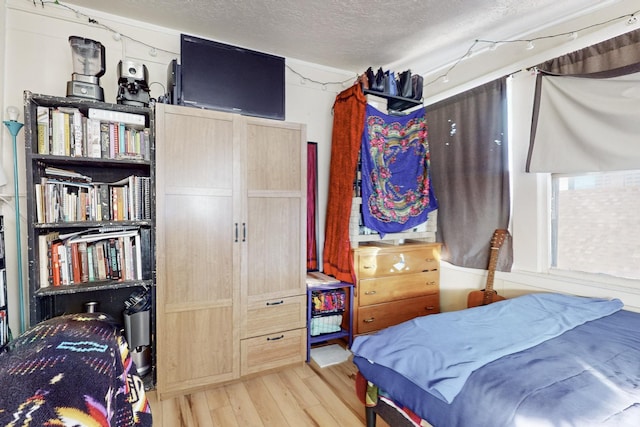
[117,60,150,107]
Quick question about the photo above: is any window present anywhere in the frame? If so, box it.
[551,170,640,280]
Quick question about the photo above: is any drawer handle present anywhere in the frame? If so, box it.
[267,335,285,341]
[364,290,376,295]
[425,258,436,262]
[425,306,436,310]
[363,317,375,323]
[426,281,436,286]
[422,268,439,272]
[266,300,284,306]
[363,265,374,269]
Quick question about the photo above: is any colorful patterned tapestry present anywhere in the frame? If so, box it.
[361,104,437,237]
[0,313,152,426]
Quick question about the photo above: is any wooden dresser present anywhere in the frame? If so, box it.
[352,242,441,335]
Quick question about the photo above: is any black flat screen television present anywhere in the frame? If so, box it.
[180,34,285,120]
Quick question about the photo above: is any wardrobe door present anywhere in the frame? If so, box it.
[240,117,307,373]
[155,104,241,398]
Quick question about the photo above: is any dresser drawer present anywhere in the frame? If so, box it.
[244,295,306,339]
[356,246,439,279]
[241,328,306,375]
[356,294,440,334]
[358,272,439,306]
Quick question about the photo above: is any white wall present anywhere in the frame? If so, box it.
[1,0,352,334]
[3,1,640,336]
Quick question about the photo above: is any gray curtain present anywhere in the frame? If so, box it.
[528,28,640,173]
[536,28,640,75]
[427,77,512,271]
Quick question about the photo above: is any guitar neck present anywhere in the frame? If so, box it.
[483,247,499,304]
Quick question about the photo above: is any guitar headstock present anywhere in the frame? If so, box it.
[491,229,509,249]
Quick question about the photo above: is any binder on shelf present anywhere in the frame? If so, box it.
[88,108,145,128]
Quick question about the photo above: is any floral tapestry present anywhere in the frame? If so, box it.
[360,104,437,237]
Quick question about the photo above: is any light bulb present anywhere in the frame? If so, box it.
[6,106,19,121]
[442,76,450,83]
[568,32,578,41]
[526,41,535,50]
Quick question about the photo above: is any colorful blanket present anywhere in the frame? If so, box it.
[0,313,152,426]
[360,104,437,237]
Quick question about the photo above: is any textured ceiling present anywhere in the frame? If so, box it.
[66,0,625,73]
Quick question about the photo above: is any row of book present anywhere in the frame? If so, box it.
[35,174,151,223]
[38,229,143,288]
[36,106,151,160]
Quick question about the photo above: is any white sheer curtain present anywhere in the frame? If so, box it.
[527,28,640,173]
[527,69,640,173]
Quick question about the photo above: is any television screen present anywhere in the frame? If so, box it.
[180,34,285,120]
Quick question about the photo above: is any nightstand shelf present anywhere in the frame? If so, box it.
[306,281,354,362]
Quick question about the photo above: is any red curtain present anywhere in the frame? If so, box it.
[307,142,318,270]
[322,85,366,283]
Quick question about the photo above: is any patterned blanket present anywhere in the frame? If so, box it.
[0,313,152,426]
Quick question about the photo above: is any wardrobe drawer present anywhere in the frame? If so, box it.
[244,294,306,339]
[356,294,440,334]
[356,247,439,279]
[241,328,306,375]
[358,272,439,306]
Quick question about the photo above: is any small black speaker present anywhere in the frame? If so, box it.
[166,59,182,105]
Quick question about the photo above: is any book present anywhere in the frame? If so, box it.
[86,117,102,158]
[95,242,107,280]
[87,244,95,282]
[38,231,59,288]
[36,106,50,155]
[70,242,81,284]
[100,122,110,158]
[58,243,70,285]
[51,109,66,156]
[51,241,61,286]
[78,241,89,283]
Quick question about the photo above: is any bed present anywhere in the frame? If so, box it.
[351,293,640,427]
[0,312,152,426]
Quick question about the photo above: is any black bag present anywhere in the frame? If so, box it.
[365,67,374,90]
[398,70,413,98]
[371,67,385,92]
[411,74,424,100]
[384,70,398,96]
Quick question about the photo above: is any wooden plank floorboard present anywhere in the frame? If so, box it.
[147,347,376,426]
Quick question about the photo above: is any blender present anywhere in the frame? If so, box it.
[66,36,106,101]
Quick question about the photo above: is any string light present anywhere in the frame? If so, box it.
[31,1,640,93]
[433,8,640,87]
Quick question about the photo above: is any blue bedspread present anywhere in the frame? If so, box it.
[351,293,623,403]
[354,307,640,426]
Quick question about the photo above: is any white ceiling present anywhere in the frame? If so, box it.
[66,0,628,74]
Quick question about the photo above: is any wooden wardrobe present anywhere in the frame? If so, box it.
[154,104,307,399]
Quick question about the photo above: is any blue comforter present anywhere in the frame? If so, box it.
[353,293,640,427]
[352,293,623,403]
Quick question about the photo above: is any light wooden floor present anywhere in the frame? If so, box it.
[147,351,391,427]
